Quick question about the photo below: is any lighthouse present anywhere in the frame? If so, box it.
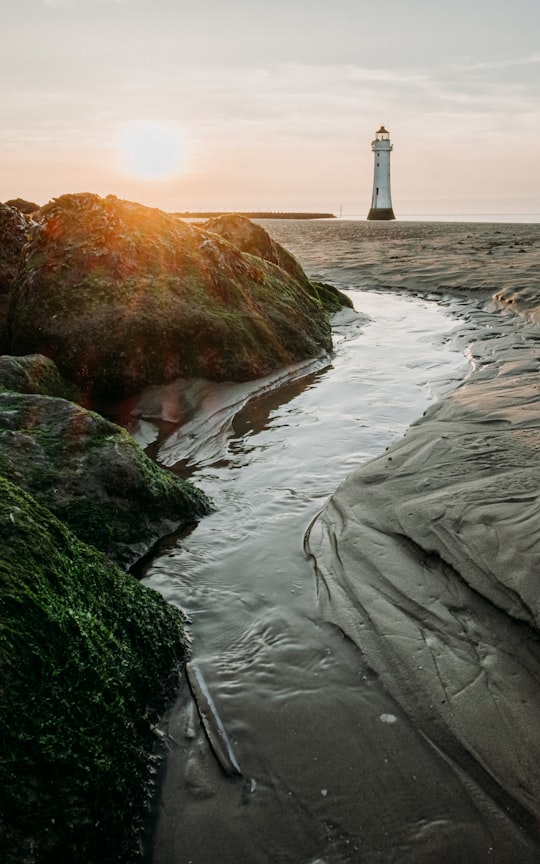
[367,125,395,221]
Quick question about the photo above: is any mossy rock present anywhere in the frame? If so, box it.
[0,204,29,295]
[311,280,354,314]
[0,391,212,568]
[0,475,188,863]
[6,194,334,398]
[202,213,314,288]
[0,204,31,346]
[203,215,353,314]
[3,198,40,215]
[0,354,78,400]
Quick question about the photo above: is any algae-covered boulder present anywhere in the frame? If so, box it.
[6,193,334,398]
[202,213,314,288]
[0,475,189,864]
[0,203,30,338]
[0,204,29,292]
[0,353,78,400]
[0,391,211,568]
[203,213,353,314]
[3,197,40,215]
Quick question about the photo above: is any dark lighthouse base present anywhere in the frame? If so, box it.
[367,207,395,221]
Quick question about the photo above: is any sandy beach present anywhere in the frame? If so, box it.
[304,221,540,847]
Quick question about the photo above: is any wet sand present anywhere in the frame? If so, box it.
[304,222,540,852]
[140,221,540,862]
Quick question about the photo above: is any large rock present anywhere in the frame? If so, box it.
[5,194,335,398]
[0,475,189,864]
[0,353,78,400]
[203,213,313,287]
[0,391,211,568]
[0,204,30,341]
[203,213,353,313]
[3,197,40,215]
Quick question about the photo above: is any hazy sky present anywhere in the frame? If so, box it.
[2,0,540,215]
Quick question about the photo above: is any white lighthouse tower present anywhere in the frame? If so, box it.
[367,125,395,221]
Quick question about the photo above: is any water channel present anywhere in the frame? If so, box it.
[123,282,540,864]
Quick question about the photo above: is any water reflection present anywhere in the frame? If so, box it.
[229,368,328,443]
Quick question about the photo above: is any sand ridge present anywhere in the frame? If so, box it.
[306,223,540,832]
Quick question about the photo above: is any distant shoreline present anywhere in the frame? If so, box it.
[174,211,336,220]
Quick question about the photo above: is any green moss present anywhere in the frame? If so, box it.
[311,281,354,314]
[7,195,336,397]
[0,393,212,566]
[0,355,79,401]
[0,475,188,863]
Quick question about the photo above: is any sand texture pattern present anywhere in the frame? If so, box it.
[306,223,540,833]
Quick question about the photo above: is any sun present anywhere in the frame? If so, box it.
[116,120,189,181]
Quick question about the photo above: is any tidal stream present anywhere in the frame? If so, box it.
[123,284,540,864]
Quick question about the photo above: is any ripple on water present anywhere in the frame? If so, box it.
[141,290,471,649]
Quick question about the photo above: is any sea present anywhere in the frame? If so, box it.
[349,213,540,223]
[133,219,540,864]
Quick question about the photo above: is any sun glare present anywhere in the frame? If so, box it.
[116,120,189,181]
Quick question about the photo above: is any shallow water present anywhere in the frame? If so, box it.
[139,291,465,642]
[133,222,540,863]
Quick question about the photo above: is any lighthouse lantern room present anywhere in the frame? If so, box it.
[367,125,395,221]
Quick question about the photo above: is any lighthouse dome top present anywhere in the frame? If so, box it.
[371,125,393,152]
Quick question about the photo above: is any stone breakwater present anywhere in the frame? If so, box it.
[306,289,540,835]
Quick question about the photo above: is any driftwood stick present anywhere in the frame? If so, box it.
[186,661,242,777]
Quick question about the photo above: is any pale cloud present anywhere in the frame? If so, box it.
[462,53,540,72]
[3,57,539,153]
[41,0,127,6]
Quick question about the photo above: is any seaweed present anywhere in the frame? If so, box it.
[0,475,189,864]
[0,392,212,568]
